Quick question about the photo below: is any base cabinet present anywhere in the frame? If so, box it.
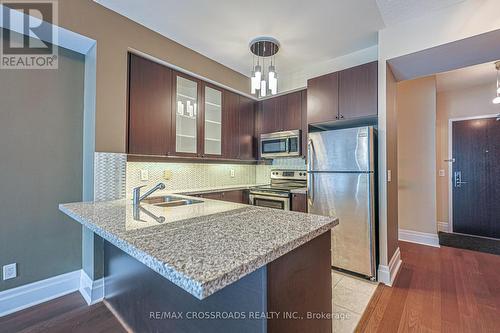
[194,189,249,204]
[104,231,332,333]
[291,193,307,213]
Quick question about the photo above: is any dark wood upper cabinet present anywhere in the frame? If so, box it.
[128,54,173,155]
[172,71,203,157]
[282,91,303,131]
[222,90,240,159]
[257,91,304,134]
[201,82,223,158]
[239,96,256,160]
[259,97,282,134]
[128,53,257,161]
[338,61,378,120]
[307,72,339,125]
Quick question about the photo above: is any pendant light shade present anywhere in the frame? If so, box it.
[260,79,267,98]
[494,61,500,104]
[268,65,277,95]
[249,37,280,97]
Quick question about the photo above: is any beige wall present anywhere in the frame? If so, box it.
[385,65,399,259]
[436,82,500,223]
[57,0,249,153]
[397,76,437,234]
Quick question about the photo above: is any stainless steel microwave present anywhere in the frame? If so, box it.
[260,130,301,159]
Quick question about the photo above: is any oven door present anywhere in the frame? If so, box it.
[249,193,290,210]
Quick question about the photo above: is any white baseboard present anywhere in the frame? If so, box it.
[0,269,104,317]
[399,229,440,248]
[0,270,81,317]
[79,271,104,305]
[437,221,449,233]
[377,247,402,286]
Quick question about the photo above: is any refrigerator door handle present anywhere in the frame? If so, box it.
[307,139,315,205]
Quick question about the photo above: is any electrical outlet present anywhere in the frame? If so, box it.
[163,170,172,180]
[387,169,392,182]
[230,169,235,178]
[3,263,17,280]
[140,169,149,181]
[439,169,446,177]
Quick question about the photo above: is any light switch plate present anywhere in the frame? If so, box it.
[140,169,149,181]
[3,263,17,280]
[230,169,235,178]
[439,169,445,177]
[163,170,172,180]
[387,170,392,182]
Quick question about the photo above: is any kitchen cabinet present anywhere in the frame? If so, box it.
[255,90,306,159]
[291,192,307,213]
[172,71,202,156]
[307,61,378,125]
[195,189,248,204]
[307,72,339,125]
[338,61,378,120]
[257,91,303,134]
[128,53,258,161]
[202,83,223,157]
[239,96,256,160]
[282,91,302,131]
[258,97,282,134]
[127,54,173,155]
[222,90,240,159]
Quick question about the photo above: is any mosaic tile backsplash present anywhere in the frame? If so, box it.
[126,157,307,198]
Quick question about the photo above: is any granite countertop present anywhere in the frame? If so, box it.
[59,197,337,300]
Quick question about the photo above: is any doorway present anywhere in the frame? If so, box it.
[450,115,500,239]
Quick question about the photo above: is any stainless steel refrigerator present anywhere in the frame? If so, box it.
[307,126,376,279]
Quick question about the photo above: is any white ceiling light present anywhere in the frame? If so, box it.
[494,61,500,104]
[250,37,280,97]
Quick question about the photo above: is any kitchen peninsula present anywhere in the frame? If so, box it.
[60,196,338,333]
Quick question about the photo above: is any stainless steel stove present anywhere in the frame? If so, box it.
[249,170,307,210]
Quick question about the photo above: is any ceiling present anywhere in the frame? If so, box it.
[375,0,467,26]
[95,0,470,80]
[436,62,499,92]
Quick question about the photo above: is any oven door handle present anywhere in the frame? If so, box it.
[249,193,290,210]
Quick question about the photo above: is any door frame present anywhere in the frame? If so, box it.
[447,113,498,233]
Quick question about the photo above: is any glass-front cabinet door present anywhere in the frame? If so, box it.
[175,74,199,155]
[203,85,222,156]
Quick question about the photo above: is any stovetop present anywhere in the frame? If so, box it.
[250,170,307,194]
[252,183,306,192]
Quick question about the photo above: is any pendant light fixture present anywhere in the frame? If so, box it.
[249,37,280,97]
[493,61,500,104]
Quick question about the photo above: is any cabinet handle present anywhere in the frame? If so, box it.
[335,115,339,120]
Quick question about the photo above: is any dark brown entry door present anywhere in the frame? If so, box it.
[452,117,500,238]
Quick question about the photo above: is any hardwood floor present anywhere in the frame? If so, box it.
[357,241,500,332]
[0,292,126,333]
[2,242,499,333]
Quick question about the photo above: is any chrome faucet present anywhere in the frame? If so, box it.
[133,183,166,205]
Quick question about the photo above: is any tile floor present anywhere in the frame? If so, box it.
[331,270,378,333]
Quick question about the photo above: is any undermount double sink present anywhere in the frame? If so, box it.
[141,195,203,208]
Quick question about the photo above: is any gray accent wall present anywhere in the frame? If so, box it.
[0,40,85,291]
